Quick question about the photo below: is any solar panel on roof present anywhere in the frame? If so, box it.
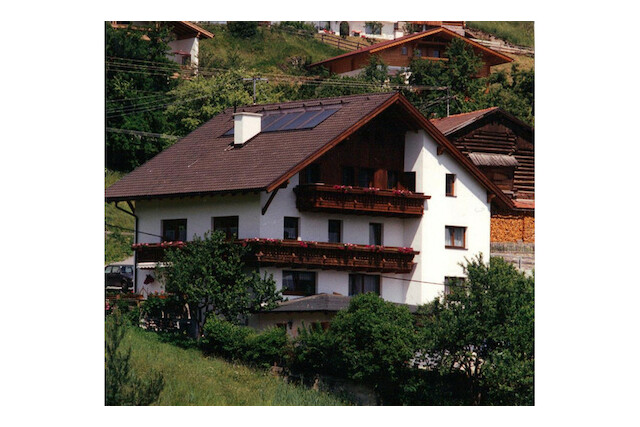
[301,107,340,128]
[264,111,305,132]
[280,110,323,130]
[222,106,341,136]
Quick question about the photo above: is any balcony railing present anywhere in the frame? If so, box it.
[132,239,418,274]
[240,238,418,274]
[294,184,430,217]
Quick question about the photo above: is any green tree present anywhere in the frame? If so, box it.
[227,21,258,38]
[483,64,534,125]
[105,22,179,171]
[105,309,164,405]
[329,293,416,404]
[415,256,534,405]
[160,231,282,335]
[164,69,287,136]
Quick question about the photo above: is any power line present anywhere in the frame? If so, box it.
[106,127,178,140]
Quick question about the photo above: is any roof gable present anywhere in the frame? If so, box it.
[309,27,512,69]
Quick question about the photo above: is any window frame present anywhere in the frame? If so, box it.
[445,226,467,249]
[349,274,381,296]
[302,163,322,184]
[162,219,187,242]
[328,219,342,243]
[282,270,317,296]
[358,167,374,188]
[342,166,355,186]
[369,223,383,246]
[212,215,239,240]
[446,173,456,197]
[283,216,300,240]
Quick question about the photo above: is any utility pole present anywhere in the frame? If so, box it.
[243,76,269,104]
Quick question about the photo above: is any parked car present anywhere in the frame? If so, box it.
[105,264,134,292]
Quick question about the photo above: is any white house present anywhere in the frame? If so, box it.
[110,21,214,70]
[106,92,515,334]
[326,21,403,40]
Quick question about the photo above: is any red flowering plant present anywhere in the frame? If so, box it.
[366,245,384,252]
[392,189,413,196]
[332,185,353,192]
[397,247,414,254]
[299,241,309,248]
[342,243,357,250]
[364,187,380,193]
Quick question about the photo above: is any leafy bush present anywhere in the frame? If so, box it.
[201,316,252,359]
[244,327,288,369]
[289,323,337,376]
[329,293,417,403]
[140,293,184,319]
[227,21,258,38]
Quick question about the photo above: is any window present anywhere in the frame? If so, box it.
[401,46,408,55]
[358,168,374,188]
[349,274,381,296]
[311,321,331,331]
[445,226,466,249]
[446,173,456,197]
[444,276,465,295]
[403,171,416,192]
[302,163,321,184]
[342,166,355,186]
[122,266,133,274]
[162,219,187,242]
[369,223,383,245]
[282,271,316,296]
[284,217,299,240]
[328,219,342,243]
[431,49,440,58]
[213,216,239,240]
[387,170,399,190]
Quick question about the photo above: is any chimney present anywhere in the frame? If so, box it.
[233,112,262,146]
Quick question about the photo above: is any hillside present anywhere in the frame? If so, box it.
[197,24,345,74]
[105,170,134,263]
[123,326,347,405]
[467,21,534,48]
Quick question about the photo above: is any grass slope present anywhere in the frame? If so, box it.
[198,24,345,74]
[105,170,134,264]
[123,327,347,406]
[467,21,534,48]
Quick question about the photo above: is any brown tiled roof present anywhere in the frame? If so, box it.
[106,92,398,201]
[309,27,512,69]
[469,152,519,167]
[266,293,418,313]
[106,92,517,211]
[431,107,499,135]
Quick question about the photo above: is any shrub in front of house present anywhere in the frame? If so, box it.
[329,293,417,404]
[201,316,252,360]
[289,323,338,376]
[243,327,289,369]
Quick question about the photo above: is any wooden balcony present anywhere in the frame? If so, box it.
[241,238,418,274]
[132,240,418,274]
[294,184,430,217]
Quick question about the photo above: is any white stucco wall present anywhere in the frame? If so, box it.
[329,21,398,39]
[168,37,199,68]
[404,130,491,303]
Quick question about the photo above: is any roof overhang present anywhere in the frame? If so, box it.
[105,187,264,204]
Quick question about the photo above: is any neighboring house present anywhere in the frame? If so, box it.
[327,21,403,40]
[431,107,534,272]
[309,26,512,77]
[110,21,214,70]
[105,92,516,333]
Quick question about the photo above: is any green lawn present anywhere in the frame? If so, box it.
[105,170,134,264]
[122,327,347,405]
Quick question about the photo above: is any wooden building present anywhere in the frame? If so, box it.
[432,108,534,244]
[309,26,512,77]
